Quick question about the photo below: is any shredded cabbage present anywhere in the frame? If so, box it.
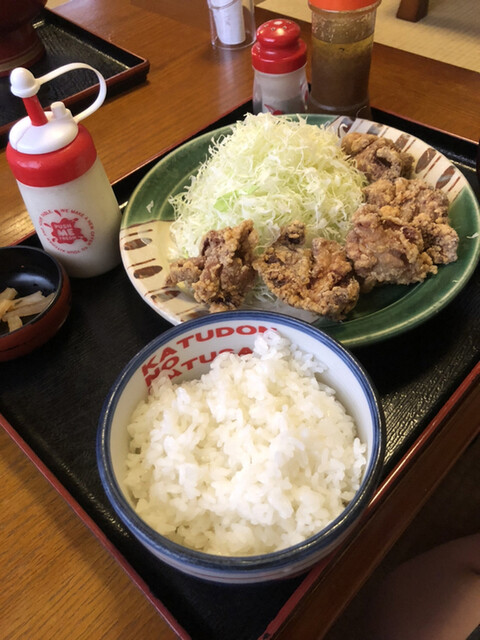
[169,113,366,261]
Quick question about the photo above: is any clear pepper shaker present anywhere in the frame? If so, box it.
[207,0,256,49]
[307,0,380,118]
[251,18,308,115]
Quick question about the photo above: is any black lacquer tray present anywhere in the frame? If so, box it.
[0,8,149,145]
[1,107,479,640]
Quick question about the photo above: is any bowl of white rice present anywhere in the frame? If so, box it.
[97,311,385,584]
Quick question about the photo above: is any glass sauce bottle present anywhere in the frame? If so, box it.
[307,0,380,119]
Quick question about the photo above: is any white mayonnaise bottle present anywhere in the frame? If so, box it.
[6,63,122,278]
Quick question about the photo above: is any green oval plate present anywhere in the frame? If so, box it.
[120,115,480,348]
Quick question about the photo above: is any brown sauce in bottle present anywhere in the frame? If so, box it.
[308,33,374,117]
[307,1,380,119]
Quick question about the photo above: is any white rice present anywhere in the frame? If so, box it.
[125,330,366,556]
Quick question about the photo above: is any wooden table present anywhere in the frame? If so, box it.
[1,2,479,638]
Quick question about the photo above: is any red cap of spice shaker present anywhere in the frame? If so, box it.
[309,0,378,10]
[252,19,307,74]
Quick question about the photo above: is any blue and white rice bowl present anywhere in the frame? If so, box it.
[97,311,385,584]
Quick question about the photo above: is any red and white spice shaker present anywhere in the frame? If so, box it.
[251,19,308,116]
[6,63,122,278]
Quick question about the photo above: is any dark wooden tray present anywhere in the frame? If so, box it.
[0,8,149,145]
[1,107,479,640]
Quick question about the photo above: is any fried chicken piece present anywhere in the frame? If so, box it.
[415,216,459,264]
[166,219,258,312]
[341,132,414,183]
[345,204,437,292]
[363,177,458,264]
[341,132,379,156]
[309,237,361,319]
[166,256,204,284]
[364,177,449,223]
[254,222,359,321]
[253,222,314,305]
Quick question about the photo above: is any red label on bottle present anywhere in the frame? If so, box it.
[39,208,94,253]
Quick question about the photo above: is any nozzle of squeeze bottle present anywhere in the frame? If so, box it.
[10,67,48,126]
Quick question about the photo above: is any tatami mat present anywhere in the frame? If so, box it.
[257,0,480,73]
